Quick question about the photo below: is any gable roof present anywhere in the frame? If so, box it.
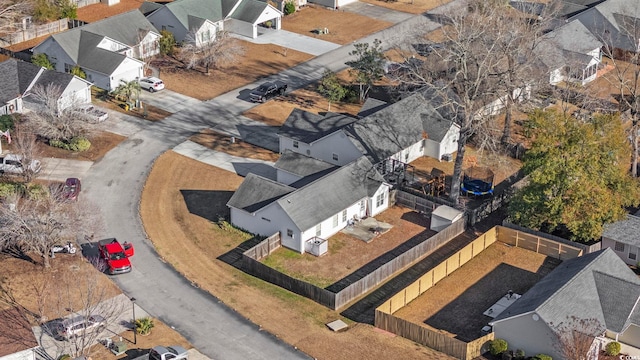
[0,59,42,103]
[39,10,157,74]
[537,20,602,70]
[162,0,235,26]
[274,150,337,180]
[278,108,359,143]
[491,248,640,334]
[139,1,164,16]
[572,0,640,52]
[229,156,385,231]
[357,97,390,118]
[602,214,640,247]
[345,93,455,164]
[229,0,279,23]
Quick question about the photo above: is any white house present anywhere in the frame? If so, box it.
[490,248,640,359]
[537,20,602,85]
[228,156,391,253]
[0,58,92,115]
[144,0,282,42]
[33,10,160,91]
[602,214,640,266]
[0,308,38,360]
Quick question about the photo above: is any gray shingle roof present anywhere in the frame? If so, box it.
[345,93,454,164]
[572,0,640,52]
[274,150,337,178]
[41,10,156,73]
[229,0,271,23]
[278,108,359,143]
[32,68,74,90]
[227,173,295,213]
[164,0,228,26]
[0,59,42,103]
[602,215,640,247]
[357,97,389,118]
[537,20,602,70]
[277,156,384,231]
[491,248,640,334]
[229,156,384,231]
[139,1,164,16]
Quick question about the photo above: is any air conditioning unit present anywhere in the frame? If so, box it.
[306,238,328,257]
[441,153,453,162]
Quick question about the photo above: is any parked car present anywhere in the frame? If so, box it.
[139,77,165,92]
[249,81,287,102]
[132,345,189,360]
[98,238,134,275]
[73,104,108,122]
[51,177,81,201]
[55,315,106,340]
[0,154,41,175]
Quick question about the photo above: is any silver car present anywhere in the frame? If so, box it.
[0,154,41,175]
[56,315,106,340]
[139,77,165,92]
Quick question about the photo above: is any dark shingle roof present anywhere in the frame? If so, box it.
[278,109,359,143]
[572,0,640,52]
[537,20,602,70]
[357,97,389,118]
[0,59,42,103]
[32,69,74,90]
[602,215,640,247]
[229,0,271,23]
[164,0,228,26]
[227,173,295,213]
[491,248,640,334]
[274,150,337,178]
[139,1,164,16]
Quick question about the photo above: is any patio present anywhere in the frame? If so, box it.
[341,217,393,243]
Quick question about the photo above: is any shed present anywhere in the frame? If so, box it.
[430,205,464,232]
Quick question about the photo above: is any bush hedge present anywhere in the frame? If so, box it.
[50,137,91,152]
[606,342,621,356]
[490,339,508,356]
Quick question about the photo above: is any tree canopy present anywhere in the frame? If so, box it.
[345,39,386,103]
[508,109,640,242]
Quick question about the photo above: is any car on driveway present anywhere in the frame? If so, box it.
[132,345,189,360]
[55,315,106,340]
[0,154,41,175]
[249,81,287,102]
[139,77,165,92]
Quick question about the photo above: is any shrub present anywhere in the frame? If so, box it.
[58,355,71,360]
[490,339,508,356]
[605,341,621,356]
[533,354,552,360]
[31,53,55,70]
[70,65,86,79]
[514,349,525,359]
[135,317,155,335]
[0,183,24,199]
[27,184,48,200]
[49,137,91,152]
[159,30,176,56]
[284,1,296,15]
[0,115,14,131]
[59,0,78,19]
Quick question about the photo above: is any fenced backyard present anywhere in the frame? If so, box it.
[240,218,466,310]
[375,225,584,360]
[0,19,68,47]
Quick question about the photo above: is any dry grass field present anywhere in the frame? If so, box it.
[359,0,451,14]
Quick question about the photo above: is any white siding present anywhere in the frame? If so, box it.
[279,131,362,166]
[336,0,357,7]
[230,204,302,251]
[193,22,218,47]
[620,324,640,349]
[58,77,92,111]
[109,58,144,91]
[300,200,366,245]
[423,138,440,159]
[135,31,161,58]
[370,184,391,216]
[0,348,36,360]
[226,19,255,38]
[493,314,561,360]
[254,5,282,30]
[549,68,564,85]
[440,125,460,158]
[147,7,189,43]
[602,237,639,266]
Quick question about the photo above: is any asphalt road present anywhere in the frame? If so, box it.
[83,5,449,360]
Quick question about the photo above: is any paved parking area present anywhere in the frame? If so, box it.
[241,28,341,56]
[138,89,203,114]
[39,158,94,182]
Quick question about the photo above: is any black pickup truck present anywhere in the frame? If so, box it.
[249,80,287,102]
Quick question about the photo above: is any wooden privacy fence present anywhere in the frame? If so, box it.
[240,219,465,310]
[75,0,101,7]
[395,190,437,214]
[0,19,68,47]
[375,225,583,359]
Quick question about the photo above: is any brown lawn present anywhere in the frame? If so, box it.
[359,0,451,15]
[151,43,313,100]
[394,242,561,342]
[76,0,152,23]
[282,5,393,45]
[189,129,280,162]
[140,151,456,360]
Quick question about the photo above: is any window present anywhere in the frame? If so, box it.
[614,241,625,252]
[315,224,321,237]
[261,217,271,222]
[287,229,293,237]
[360,200,365,211]
[64,63,74,73]
[342,210,347,222]
[630,252,637,261]
[333,214,338,227]
[293,141,299,148]
[332,153,339,161]
[376,192,385,207]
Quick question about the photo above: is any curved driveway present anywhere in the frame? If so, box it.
[83,7,444,360]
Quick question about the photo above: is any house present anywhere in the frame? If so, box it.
[601,214,640,266]
[537,20,603,85]
[274,149,337,186]
[227,156,390,253]
[0,308,39,360]
[33,10,160,91]
[143,0,282,42]
[0,58,92,115]
[490,248,640,359]
[278,93,460,173]
[572,0,640,59]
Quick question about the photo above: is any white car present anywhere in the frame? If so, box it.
[139,77,165,92]
[0,154,41,175]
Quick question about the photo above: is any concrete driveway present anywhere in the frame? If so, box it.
[138,89,203,114]
[242,28,341,56]
[39,158,94,182]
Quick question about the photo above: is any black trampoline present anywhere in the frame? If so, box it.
[461,166,494,196]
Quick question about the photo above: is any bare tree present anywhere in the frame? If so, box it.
[11,123,40,184]
[0,194,103,268]
[552,316,604,360]
[0,0,33,33]
[181,30,245,75]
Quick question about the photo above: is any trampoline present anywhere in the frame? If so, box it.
[461,166,494,196]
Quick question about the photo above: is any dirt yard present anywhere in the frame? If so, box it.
[190,129,280,162]
[140,151,456,360]
[282,5,393,45]
[394,242,561,342]
[75,0,153,23]
[263,206,435,287]
[359,0,452,14]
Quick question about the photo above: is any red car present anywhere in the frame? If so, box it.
[98,238,134,275]
[62,178,81,201]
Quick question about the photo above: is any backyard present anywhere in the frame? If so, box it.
[360,0,452,14]
[393,242,561,342]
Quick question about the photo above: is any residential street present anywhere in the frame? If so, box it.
[82,3,453,359]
